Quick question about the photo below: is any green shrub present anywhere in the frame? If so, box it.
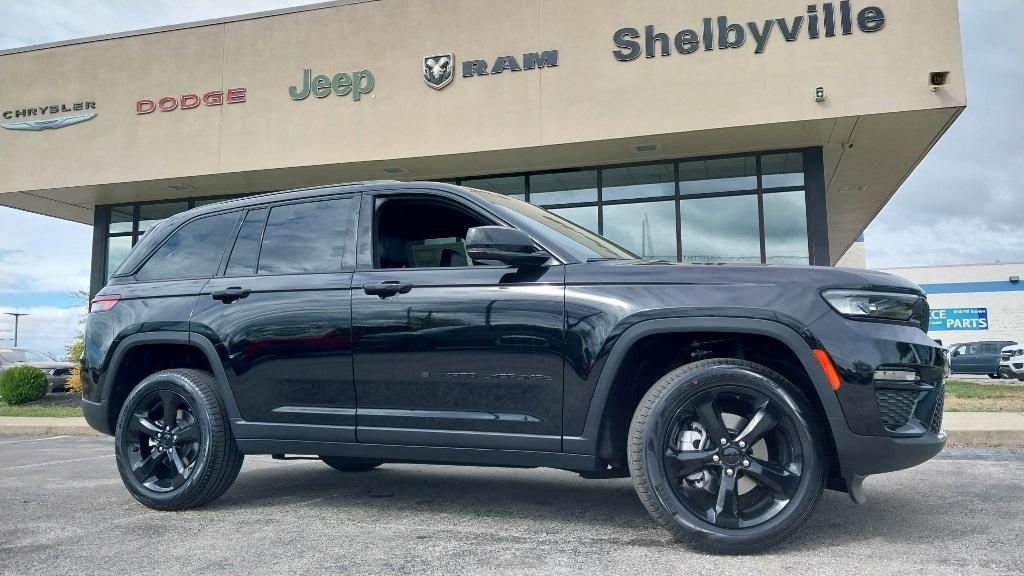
[0,365,49,405]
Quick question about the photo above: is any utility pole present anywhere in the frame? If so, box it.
[3,312,28,347]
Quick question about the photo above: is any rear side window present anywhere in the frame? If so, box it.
[257,197,354,275]
[135,211,240,281]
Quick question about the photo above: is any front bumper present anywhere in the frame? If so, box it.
[807,312,947,478]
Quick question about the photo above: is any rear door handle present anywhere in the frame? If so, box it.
[211,287,251,303]
[362,281,413,298]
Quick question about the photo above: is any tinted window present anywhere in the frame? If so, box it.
[135,212,240,281]
[225,209,268,276]
[258,198,354,275]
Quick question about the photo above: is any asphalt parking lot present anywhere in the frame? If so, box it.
[1,436,1022,576]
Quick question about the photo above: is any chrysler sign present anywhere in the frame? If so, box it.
[1,100,97,132]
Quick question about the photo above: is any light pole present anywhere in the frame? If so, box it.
[3,312,28,347]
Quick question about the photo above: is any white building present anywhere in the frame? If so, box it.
[879,262,1024,346]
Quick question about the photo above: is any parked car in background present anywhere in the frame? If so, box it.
[0,348,74,392]
[999,344,1024,381]
[948,341,1018,378]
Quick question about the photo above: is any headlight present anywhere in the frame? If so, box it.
[822,290,925,323]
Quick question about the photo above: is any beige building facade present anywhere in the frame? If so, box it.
[0,0,966,295]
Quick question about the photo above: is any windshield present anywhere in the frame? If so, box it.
[468,188,636,260]
[0,349,56,363]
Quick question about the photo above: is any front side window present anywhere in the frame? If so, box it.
[374,197,489,269]
[257,198,354,275]
[135,211,240,281]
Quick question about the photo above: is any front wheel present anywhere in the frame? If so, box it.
[628,359,825,553]
[114,369,243,510]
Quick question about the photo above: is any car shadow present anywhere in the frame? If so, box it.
[209,460,966,551]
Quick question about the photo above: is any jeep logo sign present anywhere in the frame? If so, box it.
[289,69,375,101]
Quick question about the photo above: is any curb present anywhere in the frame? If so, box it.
[944,429,1024,448]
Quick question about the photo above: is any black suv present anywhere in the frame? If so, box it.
[82,181,945,552]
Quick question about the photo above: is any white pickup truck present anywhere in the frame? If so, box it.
[999,344,1024,381]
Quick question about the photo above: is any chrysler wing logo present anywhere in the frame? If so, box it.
[1,112,97,132]
[423,53,455,90]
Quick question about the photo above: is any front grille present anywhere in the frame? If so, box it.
[929,382,945,434]
[876,389,918,430]
[1014,363,1024,370]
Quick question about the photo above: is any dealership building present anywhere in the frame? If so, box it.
[0,0,965,297]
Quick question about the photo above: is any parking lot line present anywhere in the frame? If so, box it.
[0,435,70,445]
[1,454,111,470]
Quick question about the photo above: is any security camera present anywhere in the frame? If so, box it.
[929,71,949,92]
[815,86,826,103]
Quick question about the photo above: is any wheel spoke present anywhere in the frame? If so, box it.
[663,449,717,479]
[734,401,779,446]
[745,457,801,497]
[169,447,186,475]
[693,394,729,442]
[174,423,198,444]
[128,413,161,438]
[711,471,740,528]
[160,391,179,430]
[132,450,166,483]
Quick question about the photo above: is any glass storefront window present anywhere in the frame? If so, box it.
[602,164,674,201]
[679,156,757,195]
[138,202,189,233]
[549,206,598,233]
[763,190,809,265]
[762,153,805,189]
[530,171,598,206]
[461,175,526,200]
[107,236,132,278]
[602,201,677,261]
[680,195,761,263]
[100,150,815,288]
[109,206,133,234]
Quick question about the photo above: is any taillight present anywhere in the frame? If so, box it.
[90,295,120,312]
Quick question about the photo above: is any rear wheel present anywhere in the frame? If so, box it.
[114,369,243,510]
[321,456,383,472]
[628,359,825,553]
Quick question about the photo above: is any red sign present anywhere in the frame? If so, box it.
[137,88,246,114]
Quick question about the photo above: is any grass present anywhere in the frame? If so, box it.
[0,392,84,417]
[944,379,1024,413]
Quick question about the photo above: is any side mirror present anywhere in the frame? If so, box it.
[465,226,550,267]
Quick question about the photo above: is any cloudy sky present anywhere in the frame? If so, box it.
[0,0,1020,355]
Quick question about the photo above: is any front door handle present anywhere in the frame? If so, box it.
[212,287,251,303]
[362,281,413,298]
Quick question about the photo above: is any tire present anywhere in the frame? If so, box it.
[321,456,384,472]
[628,358,826,553]
[114,369,243,511]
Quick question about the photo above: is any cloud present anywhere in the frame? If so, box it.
[0,304,85,359]
[866,1,1024,268]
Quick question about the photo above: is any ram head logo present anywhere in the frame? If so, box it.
[423,53,455,90]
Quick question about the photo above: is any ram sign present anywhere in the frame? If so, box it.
[929,308,989,331]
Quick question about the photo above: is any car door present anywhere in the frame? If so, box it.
[350,190,565,451]
[189,194,359,437]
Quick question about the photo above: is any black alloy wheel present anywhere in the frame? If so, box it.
[124,389,201,492]
[629,359,825,553]
[115,369,243,510]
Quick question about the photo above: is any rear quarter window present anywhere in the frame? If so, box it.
[134,211,240,281]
